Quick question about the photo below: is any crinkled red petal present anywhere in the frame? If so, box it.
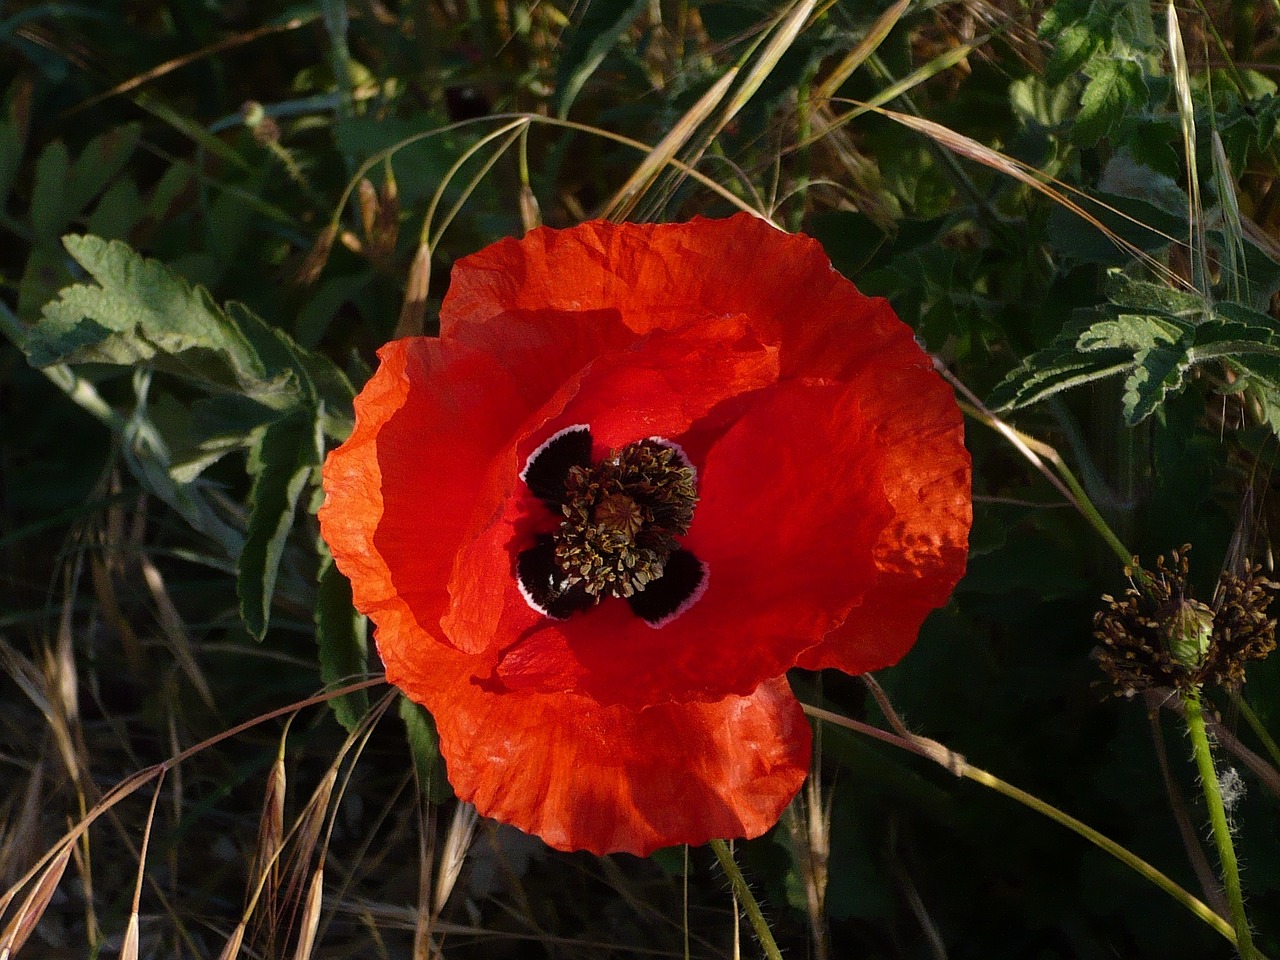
[492,379,896,709]
[319,338,523,634]
[380,626,811,856]
[796,357,971,674]
[441,213,906,378]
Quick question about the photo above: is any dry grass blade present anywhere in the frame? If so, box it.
[0,844,71,958]
[90,554,147,679]
[268,765,339,948]
[865,104,1188,289]
[812,0,911,102]
[432,802,478,919]
[602,67,739,221]
[292,867,325,960]
[784,776,832,960]
[1211,129,1248,301]
[120,912,140,960]
[66,16,313,115]
[253,752,287,914]
[805,38,990,151]
[0,639,80,789]
[1166,1,1210,295]
[616,0,818,222]
[722,0,818,122]
[217,921,247,960]
[119,770,165,960]
[395,244,432,338]
[0,761,46,894]
[139,555,217,710]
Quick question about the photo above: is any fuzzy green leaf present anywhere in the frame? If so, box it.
[1104,272,1206,317]
[1077,313,1187,353]
[1121,344,1188,423]
[989,347,1136,411]
[1045,22,1100,86]
[239,411,321,641]
[32,235,300,407]
[1075,59,1149,146]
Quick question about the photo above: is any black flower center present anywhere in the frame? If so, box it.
[516,425,707,627]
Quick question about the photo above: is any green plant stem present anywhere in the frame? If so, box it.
[709,839,783,960]
[1182,685,1258,959]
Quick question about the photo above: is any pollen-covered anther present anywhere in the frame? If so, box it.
[552,438,699,600]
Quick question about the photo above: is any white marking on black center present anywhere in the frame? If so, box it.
[515,424,708,628]
[520,424,592,506]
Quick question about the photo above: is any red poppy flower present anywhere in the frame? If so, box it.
[318,214,971,856]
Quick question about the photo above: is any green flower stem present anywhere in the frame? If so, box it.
[1182,685,1258,959]
[709,839,783,960]
[801,703,1238,945]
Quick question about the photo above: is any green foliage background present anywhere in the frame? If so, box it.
[2,0,1280,957]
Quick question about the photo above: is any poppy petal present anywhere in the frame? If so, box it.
[441,213,906,378]
[319,337,525,634]
[796,358,971,674]
[378,623,811,856]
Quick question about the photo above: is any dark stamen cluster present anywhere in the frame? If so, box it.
[1094,546,1278,696]
[554,440,698,599]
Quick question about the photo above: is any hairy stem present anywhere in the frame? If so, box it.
[709,838,783,960]
[1182,685,1258,959]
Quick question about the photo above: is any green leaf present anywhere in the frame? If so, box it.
[67,123,140,217]
[30,141,70,242]
[32,235,299,408]
[1121,343,1188,423]
[1047,191,1184,266]
[316,545,370,732]
[1075,59,1149,146]
[238,410,322,641]
[1045,22,1100,86]
[228,301,356,429]
[989,346,1135,411]
[1104,272,1205,317]
[86,179,145,239]
[1077,313,1187,353]
[399,697,451,803]
[169,395,285,484]
[554,0,648,118]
